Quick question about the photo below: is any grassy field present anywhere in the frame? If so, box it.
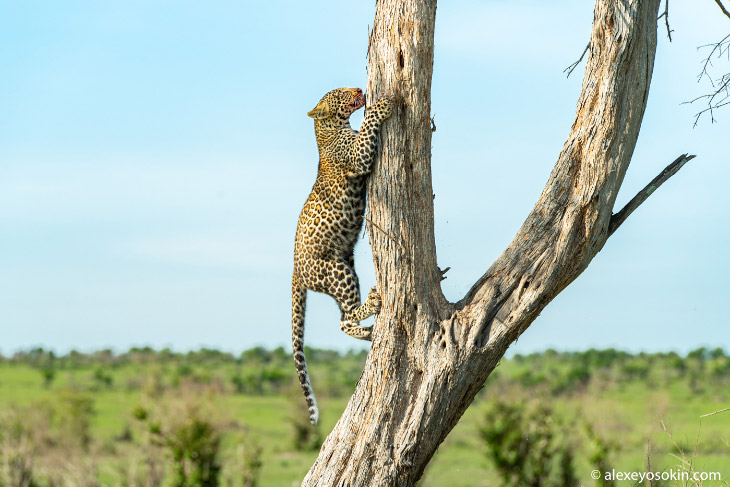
[0,348,729,486]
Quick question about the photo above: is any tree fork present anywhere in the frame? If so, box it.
[302,0,690,485]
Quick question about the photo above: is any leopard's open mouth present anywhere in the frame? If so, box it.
[351,94,365,110]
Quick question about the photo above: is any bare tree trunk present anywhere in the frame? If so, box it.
[303,0,670,485]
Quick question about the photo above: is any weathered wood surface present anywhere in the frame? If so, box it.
[303,0,665,485]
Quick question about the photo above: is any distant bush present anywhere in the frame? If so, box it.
[0,437,38,487]
[585,423,617,487]
[134,387,228,487]
[54,389,95,451]
[92,367,114,389]
[166,417,221,487]
[229,438,263,487]
[287,386,322,452]
[480,397,617,487]
[480,398,578,487]
[0,406,49,487]
[552,365,591,394]
[40,367,55,389]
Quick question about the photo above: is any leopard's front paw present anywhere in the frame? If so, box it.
[373,94,395,121]
[366,286,382,313]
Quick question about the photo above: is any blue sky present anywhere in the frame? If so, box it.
[1,1,728,356]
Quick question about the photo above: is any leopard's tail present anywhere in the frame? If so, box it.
[292,281,319,425]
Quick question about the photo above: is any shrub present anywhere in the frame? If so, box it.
[226,438,263,487]
[134,389,223,487]
[479,397,620,487]
[0,437,38,487]
[480,399,577,487]
[287,386,322,452]
[54,389,95,451]
[585,423,616,487]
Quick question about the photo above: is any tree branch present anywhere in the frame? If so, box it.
[608,154,696,237]
[686,33,730,125]
[657,0,673,41]
[564,42,590,77]
[714,0,730,20]
[697,34,730,85]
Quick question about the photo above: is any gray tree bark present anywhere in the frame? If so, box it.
[302,0,677,485]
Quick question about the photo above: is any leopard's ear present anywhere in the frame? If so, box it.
[307,99,330,119]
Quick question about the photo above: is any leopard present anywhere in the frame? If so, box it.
[291,87,393,425]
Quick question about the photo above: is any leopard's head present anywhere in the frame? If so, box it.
[307,88,365,122]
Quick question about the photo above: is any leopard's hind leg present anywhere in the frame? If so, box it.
[307,257,381,341]
[339,286,381,340]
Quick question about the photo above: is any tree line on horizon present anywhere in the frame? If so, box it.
[3,345,729,398]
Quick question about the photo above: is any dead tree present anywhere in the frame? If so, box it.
[303,0,695,485]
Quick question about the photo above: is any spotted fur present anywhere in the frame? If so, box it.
[292,87,393,425]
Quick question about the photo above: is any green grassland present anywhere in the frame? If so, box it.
[1,347,729,486]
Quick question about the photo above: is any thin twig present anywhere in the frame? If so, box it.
[715,0,730,20]
[685,33,730,125]
[691,420,702,473]
[668,453,692,467]
[690,98,730,126]
[564,43,590,78]
[700,406,730,418]
[645,438,653,481]
[660,420,685,457]
[686,70,730,126]
[608,154,696,236]
[657,0,673,41]
[697,33,730,85]
[362,215,406,253]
